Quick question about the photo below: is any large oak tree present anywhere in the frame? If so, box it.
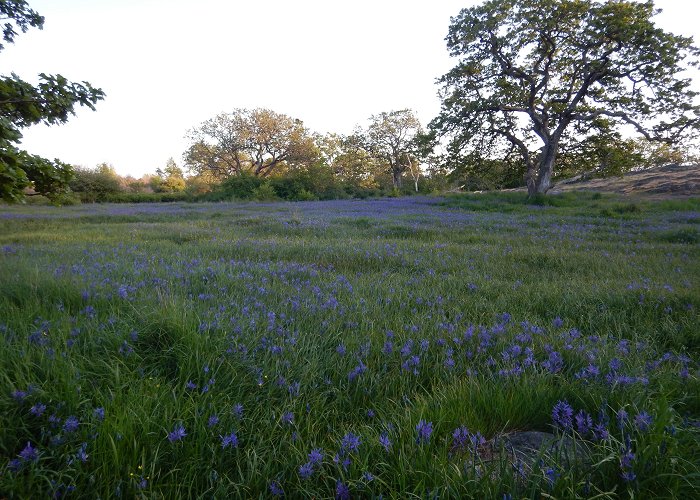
[184,108,317,180]
[430,0,700,195]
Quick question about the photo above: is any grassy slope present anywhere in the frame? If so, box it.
[0,193,698,498]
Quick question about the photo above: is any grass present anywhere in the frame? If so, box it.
[0,193,698,498]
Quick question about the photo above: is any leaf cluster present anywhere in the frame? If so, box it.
[0,0,105,202]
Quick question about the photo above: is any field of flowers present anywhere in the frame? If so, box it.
[1,193,698,498]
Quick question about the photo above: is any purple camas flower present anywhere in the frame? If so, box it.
[269,481,284,497]
[220,432,238,448]
[19,442,39,462]
[336,344,346,356]
[299,461,314,479]
[185,380,197,390]
[593,422,610,441]
[93,407,105,421]
[575,410,593,436]
[63,416,79,433]
[208,414,219,427]
[76,442,89,463]
[168,424,187,443]
[617,409,629,429]
[620,447,636,481]
[233,403,244,420]
[634,411,653,432]
[544,466,558,487]
[552,401,574,430]
[30,403,47,417]
[308,448,323,465]
[552,317,564,329]
[416,419,433,445]
[282,412,294,425]
[335,480,350,500]
[542,351,564,373]
[382,341,393,355]
[341,432,361,453]
[11,390,27,402]
[348,361,367,381]
[379,432,391,451]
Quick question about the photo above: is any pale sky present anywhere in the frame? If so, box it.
[3,0,699,178]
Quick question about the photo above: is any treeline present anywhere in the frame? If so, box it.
[49,107,696,205]
[58,109,450,204]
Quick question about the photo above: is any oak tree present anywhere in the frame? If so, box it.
[430,0,700,195]
[184,108,317,180]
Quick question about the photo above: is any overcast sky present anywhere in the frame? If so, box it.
[4,0,699,177]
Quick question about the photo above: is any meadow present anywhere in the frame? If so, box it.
[0,193,698,498]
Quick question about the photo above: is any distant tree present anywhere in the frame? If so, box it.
[152,158,185,192]
[316,133,380,187]
[184,108,317,180]
[430,0,700,196]
[0,0,104,202]
[363,110,424,190]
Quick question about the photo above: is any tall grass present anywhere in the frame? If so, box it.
[0,194,698,498]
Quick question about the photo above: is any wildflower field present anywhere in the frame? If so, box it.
[1,193,699,498]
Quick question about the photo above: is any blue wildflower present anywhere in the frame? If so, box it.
[167,424,187,442]
[634,411,653,432]
[63,416,79,433]
[379,432,391,451]
[552,401,574,430]
[220,432,239,449]
[416,419,433,445]
[93,407,105,421]
[76,442,89,463]
[308,448,323,465]
[335,480,350,500]
[575,410,593,436]
[233,403,244,420]
[30,403,47,417]
[269,480,284,496]
[299,461,314,479]
[341,432,361,453]
[19,442,39,462]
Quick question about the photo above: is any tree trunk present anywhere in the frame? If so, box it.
[531,141,559,195]
[392,169,402,190]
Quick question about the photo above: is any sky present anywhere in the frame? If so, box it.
[3,0,700,178]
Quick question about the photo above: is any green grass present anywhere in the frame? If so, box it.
[0,194,698,498]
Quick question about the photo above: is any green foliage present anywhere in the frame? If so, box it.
[0,1,105,202]
[0,194,698,496]
[431,0,700,195]
[215,174,265,200]
[69,164,123,202]
[152,158,186,193]
[184,108,318,180]
[251,181,279,201]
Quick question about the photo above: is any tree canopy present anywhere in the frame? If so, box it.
[363,109,424,190]
[0,0,105,202]
[184,108,318,180]
[430,0,700,195]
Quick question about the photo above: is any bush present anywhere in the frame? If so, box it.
[218,175,265,200]
[252,182,279,201]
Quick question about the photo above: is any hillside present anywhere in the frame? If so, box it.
[550,163,700,197]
